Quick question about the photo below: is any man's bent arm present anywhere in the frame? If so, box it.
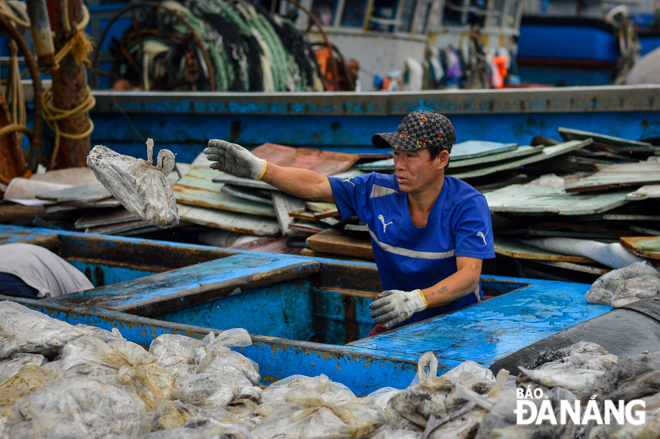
[262,162,335,202]
[420,257,483,308]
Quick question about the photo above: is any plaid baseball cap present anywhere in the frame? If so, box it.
[372,111,456,153]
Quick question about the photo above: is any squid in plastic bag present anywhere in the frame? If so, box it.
[87,139,179,228]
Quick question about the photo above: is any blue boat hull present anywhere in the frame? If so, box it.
[0,225,614,393]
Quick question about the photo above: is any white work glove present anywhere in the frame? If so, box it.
[369,289,427,330]
[204,139,267,180]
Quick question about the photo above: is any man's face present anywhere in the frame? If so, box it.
[393,148,447,194]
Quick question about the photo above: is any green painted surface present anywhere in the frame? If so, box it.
[485,184,629,215]
[173,167,276,217]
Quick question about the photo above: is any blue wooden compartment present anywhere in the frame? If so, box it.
[0,225,612,394]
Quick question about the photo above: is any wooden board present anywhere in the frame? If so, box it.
[558,127,652,148]
[449,145,544,169]
[620,236,660,260]
[45,199,121,213]
[450,141,518,160]
[37,183,111,202]
[485,185,629,216]
[536,261,610,276]
[177,204,280,236]
[271,191,307,237]
[566,162,660,193]
[494,237,594,263]
[355,145,541,172]
[86,220,156,236]
[212,169,366,189]
[220,185,273,205]
[172,167,275,217]
[75,207,139,229]
[306,229,374,260]
[251,143,359,176]
[626,185,660,201]
[450,140,592,180]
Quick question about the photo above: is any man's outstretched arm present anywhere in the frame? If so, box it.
[204,139,334,202]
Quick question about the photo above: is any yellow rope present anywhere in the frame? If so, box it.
[40,5,95,169]
[42,85,96,169]
[0,124,32,137]
[0,1,30,29]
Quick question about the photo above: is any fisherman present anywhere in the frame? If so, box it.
[204,111,495,335]
[0,243,93,298]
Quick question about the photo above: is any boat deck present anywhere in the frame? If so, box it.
[0,224,612,394]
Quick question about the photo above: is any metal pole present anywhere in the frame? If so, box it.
[46,0,91,168]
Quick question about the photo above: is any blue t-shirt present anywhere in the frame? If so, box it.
[328,173,495,327]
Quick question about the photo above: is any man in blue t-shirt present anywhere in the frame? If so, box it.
[204,110,495,335]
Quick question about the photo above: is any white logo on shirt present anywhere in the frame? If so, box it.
[342,177,356,186]
[378,214,393,233]
[477,231,488,245]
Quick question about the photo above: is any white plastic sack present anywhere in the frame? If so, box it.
[251,385,384,439]
[5,377,149,439]
[0,353,47,385]
[149,334,207,381]
[61,331,175,410]
[386,353,497,430]
[0,364,64,417]
[87,139,179,228]
[0,301,103,360]
[136,417,252,439]
[587,262,660,306]
[611,275,660,307]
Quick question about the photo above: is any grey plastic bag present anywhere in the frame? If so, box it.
[87,139,179,228]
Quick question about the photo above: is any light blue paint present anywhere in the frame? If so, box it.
[66,260,157,287]
[73,110,660,163]
[49,253,316,311]
[350,276,611,365]
[156,280,315,341]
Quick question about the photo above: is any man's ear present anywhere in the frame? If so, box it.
[437,150,450,170]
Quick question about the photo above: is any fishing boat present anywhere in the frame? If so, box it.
[0,223,615,394]
[82,84,660,163]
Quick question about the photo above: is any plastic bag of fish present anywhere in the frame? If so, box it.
[586,261,660,307]
[87,139,179,228]
[149,329,262,408]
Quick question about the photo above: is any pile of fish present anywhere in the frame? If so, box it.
[2,300,660,438]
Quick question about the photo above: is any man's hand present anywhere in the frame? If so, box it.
[369,289,427,330]
[204,139,267,180]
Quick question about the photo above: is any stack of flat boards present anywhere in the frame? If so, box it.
[175,143,360,237]
[559,127,660,157]
[355,140,592,180]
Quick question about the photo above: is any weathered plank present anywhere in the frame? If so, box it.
[558,127,652,148]
[212,169,366,189]
[485,185,629,215]
[49,254,321,316]
[37,183,111,202]
[450,140,592,179]
[220,185,273,205]
[626,185,660,201]
[251,143,359,176]
[494,237,594,263]
[566,162,660,193]
[536,261,610,276]
[177,204,280,236]
[450,141,519,159]
[306,229,374,260]
[75,207,139,229]
[620,236,660,260]
[271,191,307,237]
[172,167,276,217]
[86,220,157,236]
[449,145,544,169]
